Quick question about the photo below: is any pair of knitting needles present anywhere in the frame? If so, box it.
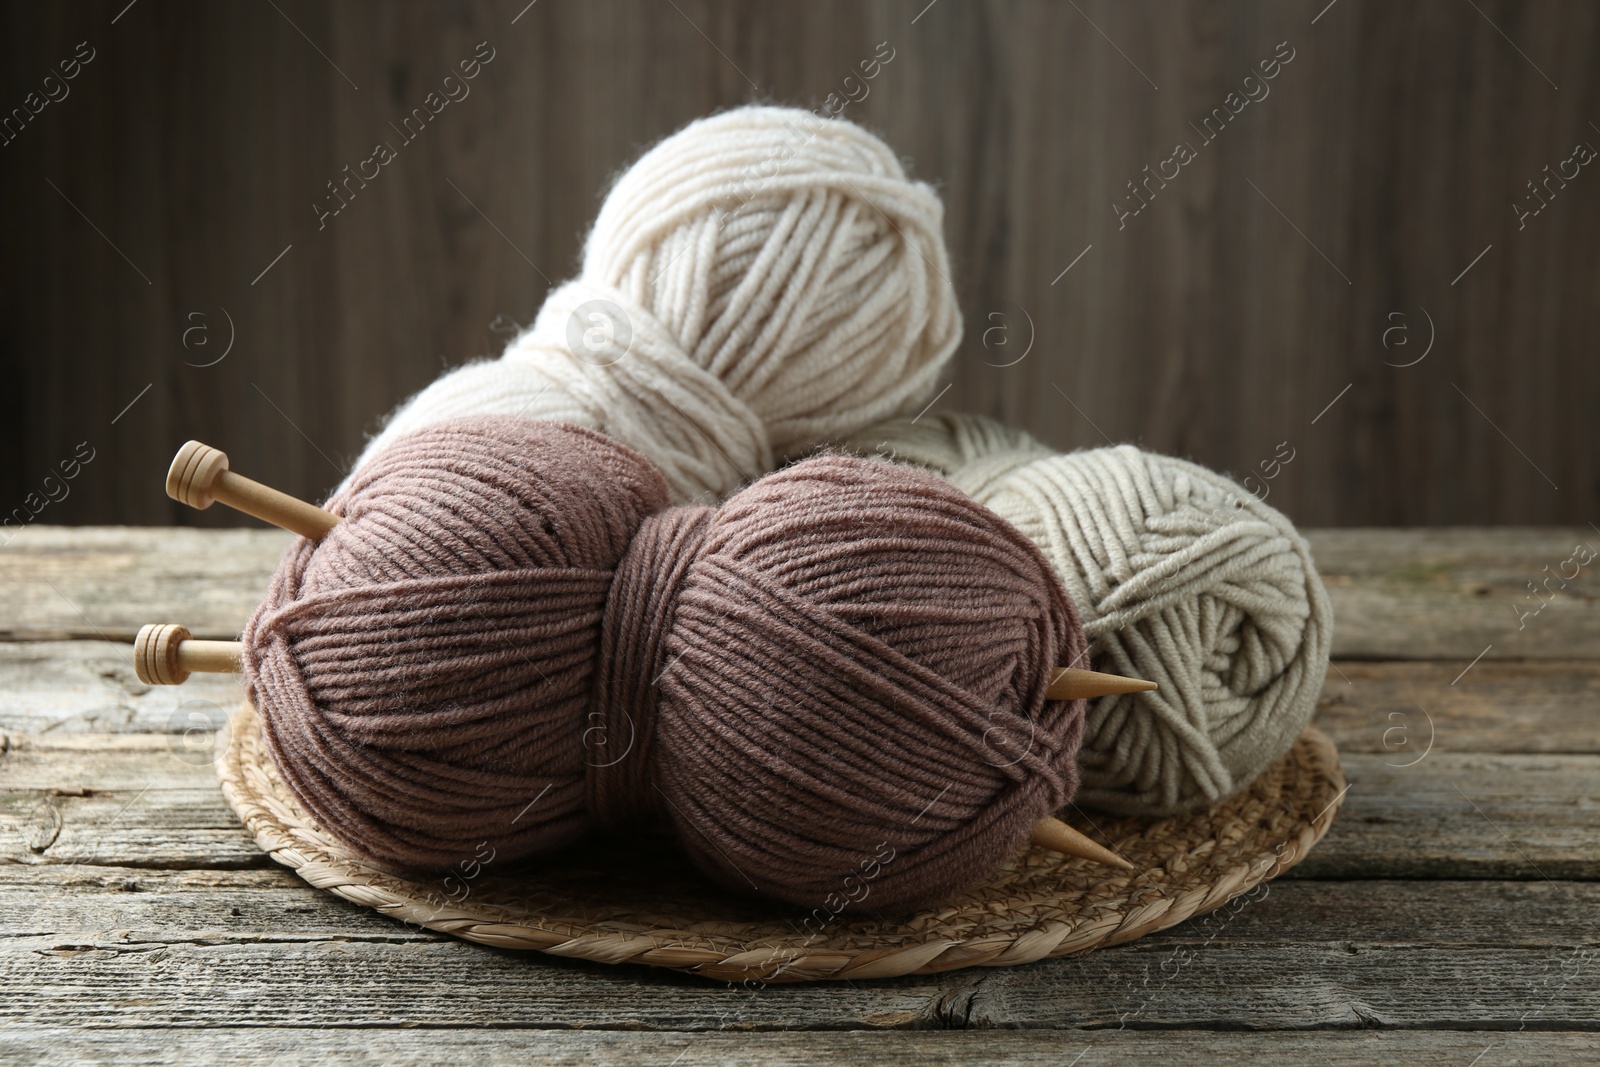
[137,441,1155,873]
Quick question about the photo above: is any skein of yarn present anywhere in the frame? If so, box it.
[841,413,1333,817]
[244,415,1086,913]
[348,106,961,503]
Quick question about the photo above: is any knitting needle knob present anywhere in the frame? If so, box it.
[1030,816,1136,871]
[134,624,242,686]
[1046,667,1158,701]
[167,440,341,541]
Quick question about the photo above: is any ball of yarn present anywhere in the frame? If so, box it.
[348,106,962,503]
[842,413,1333,817]
[246,416,1086,912]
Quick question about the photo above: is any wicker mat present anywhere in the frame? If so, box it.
[217,701,1346,983]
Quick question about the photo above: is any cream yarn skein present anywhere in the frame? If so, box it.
[349,106,961,502]
[842,413,1334,816]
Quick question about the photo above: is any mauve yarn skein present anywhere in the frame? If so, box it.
[346,106,961,503]
[841,413,1333,817]
[244,415,1086,913]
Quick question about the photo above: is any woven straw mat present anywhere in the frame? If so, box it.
[217,701,1345,983]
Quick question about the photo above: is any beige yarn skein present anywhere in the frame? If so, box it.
[842,413,1334,816]
[349,106,961,502]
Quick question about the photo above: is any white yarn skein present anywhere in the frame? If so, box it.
[842,413,1334,816]
[348,106,961,502]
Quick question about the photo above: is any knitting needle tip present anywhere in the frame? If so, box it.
[1046,667,1158,701]
[1030,816,1136,871]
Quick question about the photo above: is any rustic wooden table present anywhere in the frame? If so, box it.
[1,526,1596,1065]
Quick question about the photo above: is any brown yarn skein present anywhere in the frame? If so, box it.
[243,415,1088,912]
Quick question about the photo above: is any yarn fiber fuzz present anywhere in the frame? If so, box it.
[245,416,1086,913]
[348,106,961,504]
[842,413,1334,817]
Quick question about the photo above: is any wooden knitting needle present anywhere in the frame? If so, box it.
[1030,816,1136,871]
[1033,670,1153,870]
[1046,667,1158,701]
[167,440,340,541]
[133,625,1161,704]
[134,624,1138,871]
[134,623,241,686]
[137,647,1154,705]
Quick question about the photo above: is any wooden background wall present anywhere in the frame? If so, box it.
[3,0,1596,529]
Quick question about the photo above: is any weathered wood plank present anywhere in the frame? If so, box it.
[1313,659,1600,755]
[0,641,246,737]
[6,527,1600,660]
[0,527,290,642]
[1296,752,1600,881]
[3,873,1595,1036]
[2,928,1596,1031]
[4,1028,1595,1067]
[0,866,437,943]
[4,737,1599,878]
[5,640,1597,756]
[1307,527,1600,660]
[2,867,1591,952]
[0,787,267,870]
[1,1028,1595,1067]
[0,735,261,868]
[0,936,927,1030]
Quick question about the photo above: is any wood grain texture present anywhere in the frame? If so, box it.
[3,920,1598,1031]
[0,640,246,736]
[3,867,1592,952]
[1307,527,1600,660]
[0,866,439,943]
[4,870,1598,1039]
[0,526,290,642]
[1314,659,1600,754]
[3,1030,1596,1067]
[2,2,1596,529]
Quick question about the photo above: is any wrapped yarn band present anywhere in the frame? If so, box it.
[588,505,712,827]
